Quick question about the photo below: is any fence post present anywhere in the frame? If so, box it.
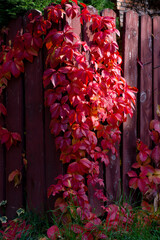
[153,16,160,120]
[81,6,104,216]
[23,10,46,212]
[139,14,152,147]
[5,17,23,218]
[0,95,5,215]
[122,10,138,198]
[101,9,121,203]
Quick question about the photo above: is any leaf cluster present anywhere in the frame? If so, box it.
[0,0,137,227]
[128,117,160,213]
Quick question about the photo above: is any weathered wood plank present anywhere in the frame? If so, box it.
[82,6,104,215]
[153,68,160,120]
[43,10,64,210]
[139,15,152,146]
[101,8,116,41]
[82,6,98,46]
[153,16,160,120]
[0,96,5,215]
[65,4,81,40]
[23,11,45,211]
[24,50,45,211]
[5,17,23,218]
[122,11,138,197]
[101,9,121,202]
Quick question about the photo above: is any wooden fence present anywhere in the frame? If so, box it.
[0,8,160,219]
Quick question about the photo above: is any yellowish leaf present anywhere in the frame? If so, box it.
[8,169,22,187]
[156,105,160,117]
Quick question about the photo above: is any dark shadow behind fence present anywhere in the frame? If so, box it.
[0,8,160,218]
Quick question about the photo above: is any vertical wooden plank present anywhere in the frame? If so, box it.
[0,96,5,215]
[153,68,160,120]
[5,17,23,218]
[65,4,81,39]
[83,6,98,47]
[82,6,104,216]
[44,11,64,210]
[153,16,160,120]
[101,9,116,41]
[45,5,82,210]
[122,11,138,197]
[24,11,45,212]
[139,15,152,146]
[101,9,121,202]
[0,31,6,214]
[25,52,45,212]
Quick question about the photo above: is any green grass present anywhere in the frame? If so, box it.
[0,204,160,239]
[0,0,115,29]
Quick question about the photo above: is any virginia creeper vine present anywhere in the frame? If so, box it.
[0,0,137,227]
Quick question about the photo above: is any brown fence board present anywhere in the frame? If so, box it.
[101,9,121,202]
[139,15,152,146]
[65,5,81,39]
[24,46,45,211]
[0,96,5,215]
[82,6,104,215]
[101,9,116,41]
[5,17,23,218]
[153,16,160,120]
[153,68,160,120]
[122,11,138,197]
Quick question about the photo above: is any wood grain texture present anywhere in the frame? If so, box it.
[101,9,121,202]
[153,16,160,120]
[153,68,160,120]
[43,9,64,210]
[122,11,138,197]
[5,17,23,219]
[139,15,152,146]
[0,96,5,216]
[82,6,104,215]
[24,13,45,210]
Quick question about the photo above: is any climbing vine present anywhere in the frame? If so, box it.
[0,0,137,230]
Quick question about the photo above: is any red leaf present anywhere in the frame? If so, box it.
[61,0,69,4]
[150,119,160,133]
[79,158,91,169]
[127,171,137,178]
[138,178,148,193]
[11,132,21,142]
[71,0,78,5]
[47,225,60,240]
[128,178,138,189]
[80,2,87,8]
[0,103,7,116]
[131,162,140,169]
[10,61,21,78]
[1,131,10,144]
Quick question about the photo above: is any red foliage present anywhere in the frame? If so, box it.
[0,219,31,239]
[0,0,137,231]
[128,118,160,211]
